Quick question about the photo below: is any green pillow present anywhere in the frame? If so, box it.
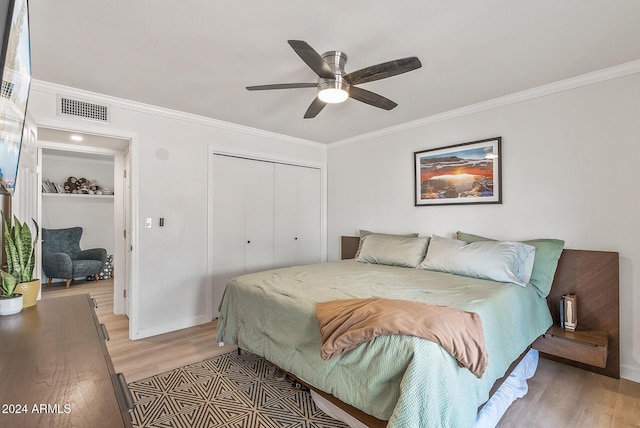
[456,231,565,298]
[355,230,419,258]
[357,235,430,268]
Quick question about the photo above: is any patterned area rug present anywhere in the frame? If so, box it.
[128,350,348,427]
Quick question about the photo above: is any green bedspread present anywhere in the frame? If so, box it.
[217,260,552,427]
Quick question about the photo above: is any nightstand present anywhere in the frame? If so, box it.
[533,326,608,368]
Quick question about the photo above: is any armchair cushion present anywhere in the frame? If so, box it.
[42,227,107,284]
[77,248,108,263]
[42,253,73,278]
[72,259,105,277]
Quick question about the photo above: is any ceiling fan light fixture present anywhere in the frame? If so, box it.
[317,79,349,104]
[246,41,422,118]
[318,88,348,103]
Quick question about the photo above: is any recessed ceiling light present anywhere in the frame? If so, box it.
[70,135,84,141]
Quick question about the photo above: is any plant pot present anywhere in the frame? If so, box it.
[0,294,23,315]
[14,279,40,308]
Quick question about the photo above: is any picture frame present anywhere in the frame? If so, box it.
[414,137,501,206]
[0,0,31,196]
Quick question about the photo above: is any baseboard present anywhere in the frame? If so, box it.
[621,364,640,383]
[131,314,212,340]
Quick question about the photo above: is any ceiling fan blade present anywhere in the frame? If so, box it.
[344,57,422,85]
[288,40,335,79]
[349,86,398,110]
[304,97,327,119]
[246,83,317,91]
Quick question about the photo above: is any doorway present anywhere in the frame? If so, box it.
[36,127,131,319]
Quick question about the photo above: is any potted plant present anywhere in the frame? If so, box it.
[2,211,39,308]
[0,270,22,315]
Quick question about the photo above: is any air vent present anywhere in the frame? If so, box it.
[1,80,14,99]
[57,96,111,123]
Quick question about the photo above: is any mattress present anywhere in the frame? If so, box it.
[217,260,552,427]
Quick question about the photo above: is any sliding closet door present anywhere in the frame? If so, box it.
[273,163,321,268]
[243,160,274,274]
[211,155,274,314]
[212,154,322,316]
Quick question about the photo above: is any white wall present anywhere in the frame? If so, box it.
[41,196,114,252]
[26,72,640,381]
[41,152,115,254]
[327,73,640,382]
[27,81,327,339]
[42,152,114,193]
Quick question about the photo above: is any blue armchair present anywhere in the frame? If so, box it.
[42,227,107,289]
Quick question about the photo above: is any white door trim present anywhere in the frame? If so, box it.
[33,117,140,340]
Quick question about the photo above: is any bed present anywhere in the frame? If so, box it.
[216,232,618,427]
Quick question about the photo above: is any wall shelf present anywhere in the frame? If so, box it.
[42,193,114,199]
[533,326,608,368]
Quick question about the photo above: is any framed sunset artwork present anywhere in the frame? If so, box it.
[414,137,501,206]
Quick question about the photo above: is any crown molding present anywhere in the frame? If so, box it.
[329,59,640,149]
[31,59,640,151]
[30,80,327,150]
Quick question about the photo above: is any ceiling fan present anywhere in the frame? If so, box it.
[246,40,422,119]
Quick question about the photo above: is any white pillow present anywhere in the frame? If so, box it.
[357,234,430,268]
[418,236,536,286]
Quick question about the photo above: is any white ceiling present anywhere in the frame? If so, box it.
[38,128,130,152]
[28,1,640,144]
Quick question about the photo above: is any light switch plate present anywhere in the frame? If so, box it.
[145,218,152,229]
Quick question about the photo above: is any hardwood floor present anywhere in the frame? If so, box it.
[501,358,640,427]
[40,278,235,382]
[41,280,640,427]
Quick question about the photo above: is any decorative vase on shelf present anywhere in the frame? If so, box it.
[14,279,40,308]
[0,294,23,315]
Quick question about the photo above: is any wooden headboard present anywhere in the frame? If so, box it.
[341,236,360,260]
[546,249,619,378]
[340,236,620,378]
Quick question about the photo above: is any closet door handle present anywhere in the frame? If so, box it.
[116,373,136,413]
[100,324,110,341]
